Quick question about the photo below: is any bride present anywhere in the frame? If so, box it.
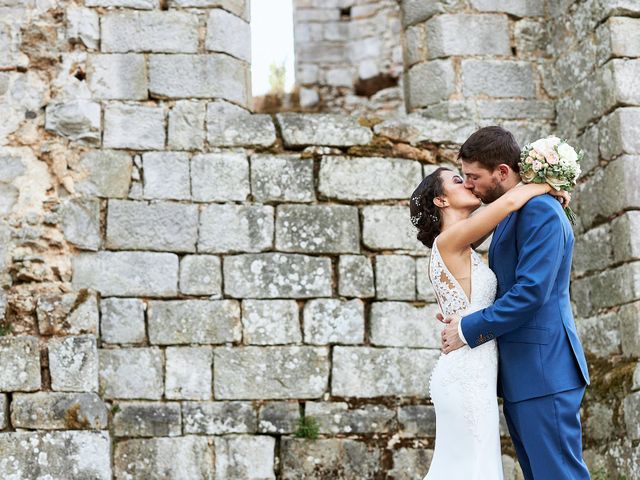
[409,167,568,479]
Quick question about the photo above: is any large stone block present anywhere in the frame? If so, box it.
[572,262,640,317]
[106,199,198,252]
[470,0,543,16]
[373,113,476,145]
[0,432,111,479]
[389,448,434,480]
[406,60,455,108]
[60,197,101,251]
[371,302,441,348]
[0,336,40,392]
[276,113,372,147]
[75,150,132,198]
[375,255,416,300]
[148,300,241,345]
[338,255,375,298]
[214,435,276,480]
[599,109,640,160]
[11,392,108,430]
[224,253,332,298]
[574,155,640,229]
[462,60,535,98]
[67,6,100,50]
[183,401,257,434]
[214,346,330,399]
[113,401,181,437]
[612,211,640,264]
[242,299,302,345]
[149,54,250,106]
[303,299,365,345]
[398,404,436,437]
[305,401,395,434]
[198,204,274,253]
[191,152,250,202]
[88,54,147,100]
[45,100,101,144]
[251,154,314,203]
[319,156,422,201]
[49,335,98,392]
[362,205,425,252]
[169,0,250,21]
[87,0,157,7]
[101,11,198,53]
[275,204,360,254]
[620,301,640,357]
[596,16,640,65]
[142,152,190,200]
[280,438,381,479]
[206,8,251,62]
[206,101,276,147]
[575,312,621,356]
[179,255,222,296]
[331,346,439,397]
[477,99,555,119]
[624,391,640,440]
[400,0,464,26]
[258,401,299,434]
[0,394,6,429]
[99,348,163,399]
[36,290,99,336]
[168,100,206,150]
[426,13,510,58]
[103,103,166,150]
[165,346,213,400]
[114,436,214,479]
[100,297,146,344]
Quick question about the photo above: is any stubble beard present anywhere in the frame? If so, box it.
[477,181,507,204]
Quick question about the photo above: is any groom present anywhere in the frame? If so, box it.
[440,126,591,479]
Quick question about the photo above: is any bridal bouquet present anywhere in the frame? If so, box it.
[519,136,583,224]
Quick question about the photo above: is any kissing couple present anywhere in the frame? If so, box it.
[410,126,591,479]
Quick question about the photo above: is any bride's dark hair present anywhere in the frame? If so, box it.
[410,167,450,248]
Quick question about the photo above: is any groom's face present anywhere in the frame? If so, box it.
[461,161,505,204]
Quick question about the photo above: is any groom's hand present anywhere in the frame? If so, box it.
[441,314,465,354]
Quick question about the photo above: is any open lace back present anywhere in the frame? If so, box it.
[429,237,479,317]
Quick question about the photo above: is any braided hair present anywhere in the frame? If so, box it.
[409,167,450,248]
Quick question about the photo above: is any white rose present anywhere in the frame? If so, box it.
[532,160,543,172]
[557,143,578,163]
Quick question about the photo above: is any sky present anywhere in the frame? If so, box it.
[251,0,296,96]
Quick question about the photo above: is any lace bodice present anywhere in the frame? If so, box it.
[429,237,497,317]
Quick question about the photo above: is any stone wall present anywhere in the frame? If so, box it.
[292,0,405,116]
[547,0,640,476]
[399,0,554,144]
[0,0,639,478]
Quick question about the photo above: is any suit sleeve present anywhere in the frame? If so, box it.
[460,198,566,348]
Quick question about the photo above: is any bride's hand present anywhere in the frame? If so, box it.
[548,189,571,208]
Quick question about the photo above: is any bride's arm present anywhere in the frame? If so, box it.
[439,183,552,253]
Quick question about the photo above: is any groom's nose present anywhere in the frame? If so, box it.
[463,178,474,189]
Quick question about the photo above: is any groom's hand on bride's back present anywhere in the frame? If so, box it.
[436,313,449,323]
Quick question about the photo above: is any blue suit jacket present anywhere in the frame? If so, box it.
[461,194,590,402]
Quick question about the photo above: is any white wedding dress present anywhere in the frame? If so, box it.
[423,237,503,480]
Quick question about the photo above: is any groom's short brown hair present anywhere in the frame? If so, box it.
[458,126,521,173]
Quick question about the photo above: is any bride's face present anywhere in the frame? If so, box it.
[438,170,482,211]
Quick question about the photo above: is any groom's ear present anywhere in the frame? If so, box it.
[496,164,512,180]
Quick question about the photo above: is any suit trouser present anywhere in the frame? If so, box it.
[503,385,590,480]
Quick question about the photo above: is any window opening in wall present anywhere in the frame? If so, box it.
[251,0,297,112]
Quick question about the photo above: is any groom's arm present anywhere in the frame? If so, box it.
[460,197,566,348]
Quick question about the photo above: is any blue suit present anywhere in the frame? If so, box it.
[461,194,590,479]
